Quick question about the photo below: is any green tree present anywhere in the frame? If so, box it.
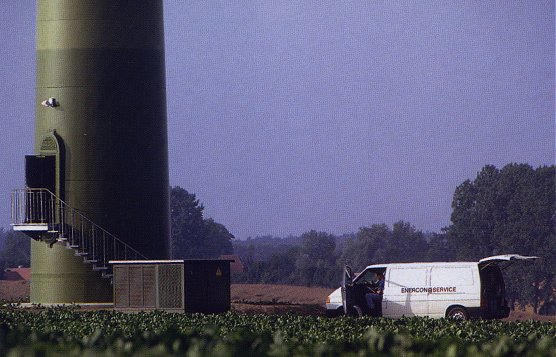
[447,164,555,313]
[339,221,429,272]
[449,165,502,260]
[233,242,261,283]
[170,186,234,259]
[0,229,30,274]
[340,224,390,271]
[425,232,455,262]
[260,246,300,285]
[498,165,555,313]
[389,221,428,263]
[170,186,205,259]
[201,218,234,258]
[295,230,337,286]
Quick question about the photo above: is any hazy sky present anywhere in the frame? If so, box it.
[0,1,554,239]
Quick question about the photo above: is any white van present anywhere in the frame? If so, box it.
[325,254,538,319]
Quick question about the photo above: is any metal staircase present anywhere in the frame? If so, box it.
[11,188,147,278]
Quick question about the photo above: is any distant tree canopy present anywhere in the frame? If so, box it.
[234,222,430,288]
[170,186,233,259]
[295,230,337,286]
[339,221,428,272]
[446,164,555,313]
[0,229,30,276]
[233,163,555,313]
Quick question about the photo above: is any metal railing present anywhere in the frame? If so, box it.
[11,188,54,226]
[11,188,147,273]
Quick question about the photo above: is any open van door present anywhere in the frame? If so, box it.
[478,254,539,319]
[341,265,355,316]
[479,254,539,269]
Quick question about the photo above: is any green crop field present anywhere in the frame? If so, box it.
[0,307,554,356]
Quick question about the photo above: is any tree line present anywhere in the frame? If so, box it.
[0,229,30,277]
[232,223,434,288]
[231,163,555,314]
[0,163,553,313]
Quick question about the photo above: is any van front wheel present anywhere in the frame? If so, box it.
[446,306,469,320]
[347,305,364,317]
[353,305,364,317]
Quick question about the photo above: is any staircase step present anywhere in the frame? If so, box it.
[12,223,49,232]
[12,188,147,280]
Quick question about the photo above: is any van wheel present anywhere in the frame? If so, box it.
[353,305,364,317]
[446,306,469,320]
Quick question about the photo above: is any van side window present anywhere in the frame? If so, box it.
[389,268,427,287]
[354,270,372,284]
[355,269,382,285]
[431,267,473,286]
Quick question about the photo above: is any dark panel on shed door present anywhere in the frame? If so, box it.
[114,266,130,308]
[184,262,208,313]
[25,155,55,191]
[207,262,231,313]
[184,261,231,314]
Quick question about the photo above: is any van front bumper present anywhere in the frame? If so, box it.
[325,303,344,317]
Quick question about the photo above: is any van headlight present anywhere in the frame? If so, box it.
[326,296,330,304]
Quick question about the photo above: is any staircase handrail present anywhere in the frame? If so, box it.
[11,187,148,264]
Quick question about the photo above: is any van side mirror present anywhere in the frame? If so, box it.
[343,265,353,287]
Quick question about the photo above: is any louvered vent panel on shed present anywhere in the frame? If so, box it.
[113,266,129,308]
[143,266,157,307]
[159,264,183,309]
[129,266,143,306]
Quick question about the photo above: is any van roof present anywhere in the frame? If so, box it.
[364,254,539,270]
[364,261,477,270]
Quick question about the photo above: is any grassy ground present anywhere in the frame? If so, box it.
[1,280,554,321]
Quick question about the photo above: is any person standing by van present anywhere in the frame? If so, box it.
[365,273,384,316]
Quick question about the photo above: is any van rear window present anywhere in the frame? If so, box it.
[431,267,474,286]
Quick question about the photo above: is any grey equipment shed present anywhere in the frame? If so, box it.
[110,259,232,313]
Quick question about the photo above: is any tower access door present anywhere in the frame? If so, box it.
[23,155,56,225]
[25,155,55,192]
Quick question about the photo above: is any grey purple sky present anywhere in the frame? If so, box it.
[0,1,554,239]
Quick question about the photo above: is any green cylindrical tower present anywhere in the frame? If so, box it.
[32,0,169,303]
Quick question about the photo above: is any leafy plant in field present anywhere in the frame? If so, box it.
[0,308,554,356]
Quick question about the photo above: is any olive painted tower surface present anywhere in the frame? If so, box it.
[33,0,169,303]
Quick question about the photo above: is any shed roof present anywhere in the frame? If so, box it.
[2,267,31,281]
